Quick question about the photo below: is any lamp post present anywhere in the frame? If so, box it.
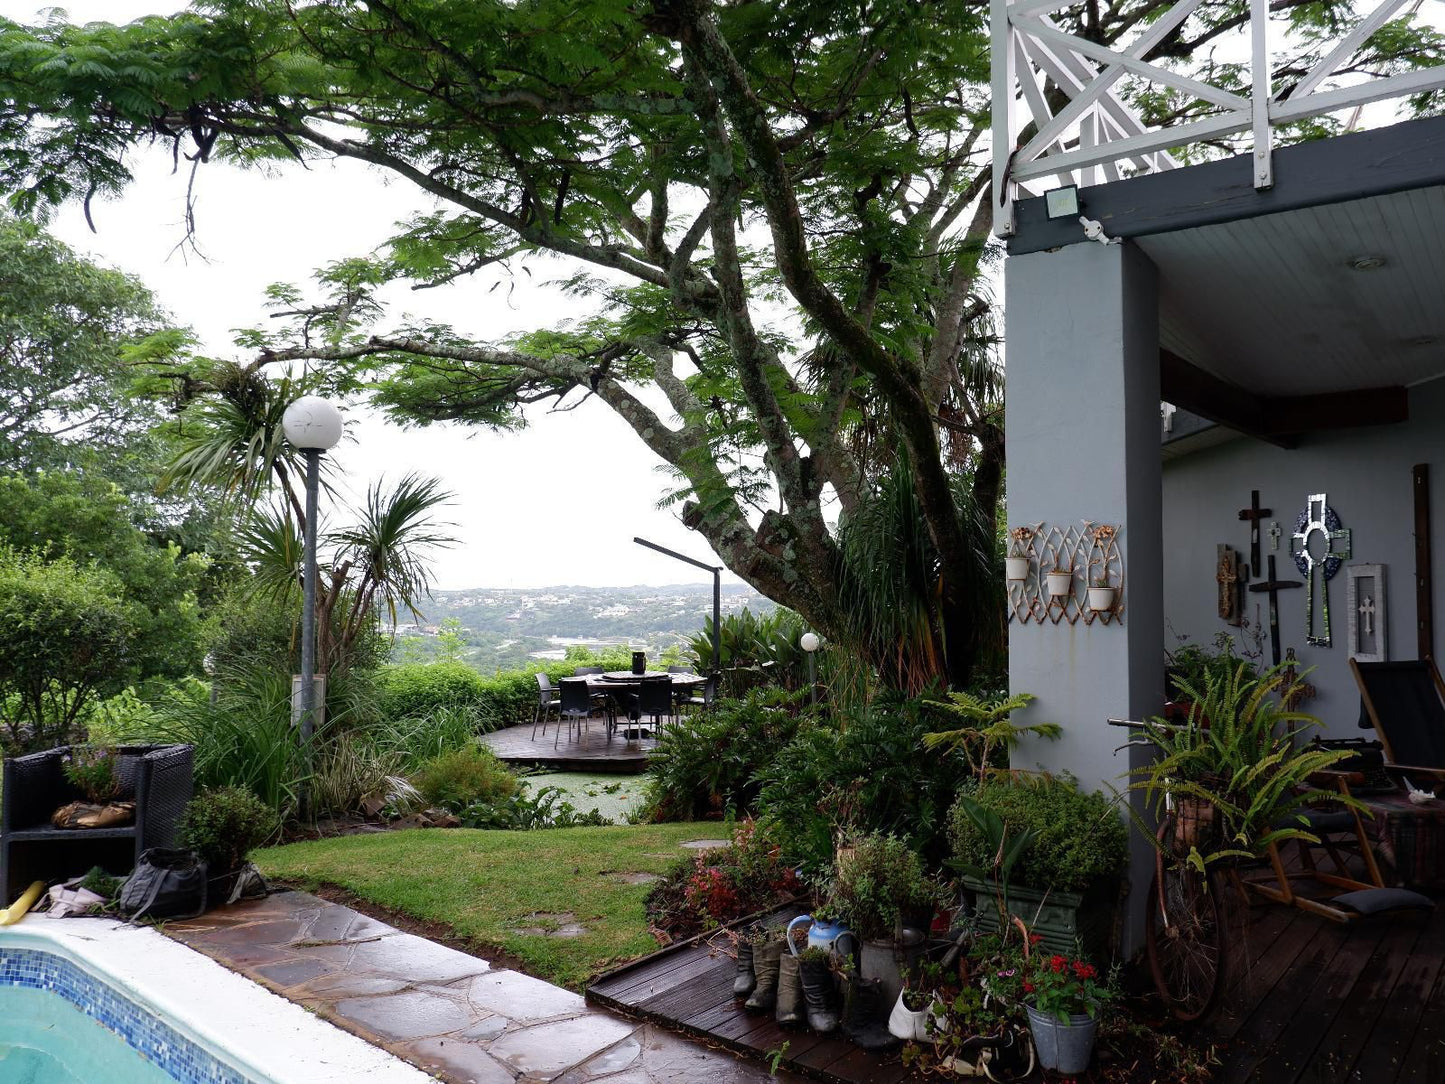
[281,394,344,822]
[633,537,722,675]
[800,631,820,708]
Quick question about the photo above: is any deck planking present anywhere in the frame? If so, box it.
[590,891,1445,1083]
[478,719,657,773]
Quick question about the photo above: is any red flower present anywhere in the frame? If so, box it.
[1049,954,1066,973]
[1022,981,1036,993]
[1073,961,1097,980]
[1028,933,1044,946]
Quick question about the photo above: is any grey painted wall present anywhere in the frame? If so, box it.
[1161,377,1445,736]
[1006,241,1164,951]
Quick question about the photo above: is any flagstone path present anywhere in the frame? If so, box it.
[166,890,800,1084]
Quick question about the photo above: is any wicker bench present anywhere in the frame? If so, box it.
[1,744,193,906]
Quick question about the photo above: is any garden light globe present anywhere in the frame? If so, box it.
[282,395,344,451]
[800,632,820,653]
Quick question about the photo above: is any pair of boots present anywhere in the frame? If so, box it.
[737,941,840,1032]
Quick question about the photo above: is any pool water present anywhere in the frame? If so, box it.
[0,985,177,1084]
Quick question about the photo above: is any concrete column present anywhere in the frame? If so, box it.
[1005,240,1163,952]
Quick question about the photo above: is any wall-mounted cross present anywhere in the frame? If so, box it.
[1249,555,1302,666]
[1238,490,1272,573]
[1359,595,1376,637]
[1268,521,1282,552]
[1291,492,1352,647]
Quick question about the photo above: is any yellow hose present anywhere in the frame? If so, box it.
[0,881,46,925]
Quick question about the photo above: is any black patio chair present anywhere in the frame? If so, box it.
[531,673,562,740]
[637,675,677,734]
[555,678,598,749]
[1,744,193,906]
[1350,658,1445,792]
[682,674,718,716]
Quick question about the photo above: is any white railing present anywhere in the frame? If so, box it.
[992,0,1445,236]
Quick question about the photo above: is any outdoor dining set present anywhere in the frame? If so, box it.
[531,667,716,748]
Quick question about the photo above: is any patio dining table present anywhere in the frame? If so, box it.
[578,671,703,740]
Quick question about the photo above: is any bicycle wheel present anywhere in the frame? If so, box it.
[1146,862,1224,1021]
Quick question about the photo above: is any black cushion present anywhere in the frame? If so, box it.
[1331,888,1436,916]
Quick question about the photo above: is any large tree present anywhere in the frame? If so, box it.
[1,0,1434,686]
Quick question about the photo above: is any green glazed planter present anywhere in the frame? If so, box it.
[958,875,1116,963]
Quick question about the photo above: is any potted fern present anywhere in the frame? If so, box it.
[1126,662,1358,872]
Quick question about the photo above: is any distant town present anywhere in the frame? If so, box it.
[390,584,777,671]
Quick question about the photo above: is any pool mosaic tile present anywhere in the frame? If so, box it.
[0,946,254,1084]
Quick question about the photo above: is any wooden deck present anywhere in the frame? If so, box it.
[479,720,659,773]
[587,894,1445,1082]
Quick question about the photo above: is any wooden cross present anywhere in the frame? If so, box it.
[1217,545,1242,625]
[1268,521,1282,552]
[1238,490,1272,573]
[1291,492,1352,647]
[1248,555,1302,667]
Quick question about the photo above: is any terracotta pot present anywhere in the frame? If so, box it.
[1173,798,1216,849]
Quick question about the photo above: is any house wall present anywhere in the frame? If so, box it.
[1161,376,1445,735]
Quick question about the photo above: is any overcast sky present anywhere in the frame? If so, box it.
[4,0,745,591]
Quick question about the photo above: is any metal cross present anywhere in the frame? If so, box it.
[1291,492,1352,647]
[1359,595,1376,637]
[1268,521,1282,552]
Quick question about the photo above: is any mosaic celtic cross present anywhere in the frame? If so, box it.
[1290,493,1351,647]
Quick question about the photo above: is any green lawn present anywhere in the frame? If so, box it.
[255,823,714,989]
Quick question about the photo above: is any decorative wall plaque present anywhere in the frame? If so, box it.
[1346,564,1387,663]
[1006,520,1124,626]
[1290,493,1351,647]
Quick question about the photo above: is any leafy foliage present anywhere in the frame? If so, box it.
[180,786,281,874]
[639,687,813,822]
[644,820,802,940]
[923,690,1061,783]
[683,608,807,693]
[756,693,974,874]
[0,549,131,751]
[826,831,941,941]
[947,776,1128,895]
[455,784,614,830]
[63,745,121,803]
[1127,662,1357,869]
[412,746,519,812]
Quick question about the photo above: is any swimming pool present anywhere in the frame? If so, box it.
[0,920,432,1084]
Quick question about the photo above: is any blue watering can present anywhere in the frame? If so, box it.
[786,914,852,957]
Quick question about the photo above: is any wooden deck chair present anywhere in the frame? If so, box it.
[1349,658,1445,793]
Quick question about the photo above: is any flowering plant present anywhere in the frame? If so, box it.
[1023,951,1115,1021]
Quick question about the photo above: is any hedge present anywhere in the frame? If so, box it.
[374,649,638,730]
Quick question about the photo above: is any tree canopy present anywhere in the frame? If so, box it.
[2,0,1436,686]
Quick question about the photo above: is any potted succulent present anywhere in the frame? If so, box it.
[52,746,135,830]
[948,775,1127,962]
[1045,566,1073,599]
[1087,573,1116,613]
[827,832,941,1008]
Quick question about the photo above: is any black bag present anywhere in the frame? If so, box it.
[119,848,207,920]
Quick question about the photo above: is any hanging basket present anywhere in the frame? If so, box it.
[1172,798,1217,850]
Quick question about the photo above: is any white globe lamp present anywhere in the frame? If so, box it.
[800,631,821,708]
[282,395,344,450]
[800,632,821,653]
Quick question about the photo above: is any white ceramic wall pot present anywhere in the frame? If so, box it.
[1006,556,1031,582]
[1046,570,1073,598]
[1087,586,1116,612]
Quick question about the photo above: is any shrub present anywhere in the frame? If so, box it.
[375,662,489,721]
[828,831,940,941]
[180,787,281,874]
[412,746,518,811]
[639,687,813,821]
[756,693,973,875]
[644,820,802,940]
[456,784,613,830]
[947,775,1127,895]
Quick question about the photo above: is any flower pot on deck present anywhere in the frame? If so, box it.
[959,875,1117,964]
[1026,1004,1098,1075]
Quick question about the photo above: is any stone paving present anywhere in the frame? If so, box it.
[166,891,801,1084]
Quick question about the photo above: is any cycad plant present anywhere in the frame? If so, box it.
[1127,662,1358,869]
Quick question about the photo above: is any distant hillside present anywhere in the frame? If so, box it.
[391,583,777,672]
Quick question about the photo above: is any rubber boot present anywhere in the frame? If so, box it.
[841,975,900,1052]
[775,953,804,1027]
[799,956,840,1033]
[732,940,756,999]
[744,939,784,1013]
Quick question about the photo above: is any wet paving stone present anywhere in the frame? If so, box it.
[333,988,475,1040]
[398,1037,516,1084]
[487,1013,637,1078]
[463,969,587,1022]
